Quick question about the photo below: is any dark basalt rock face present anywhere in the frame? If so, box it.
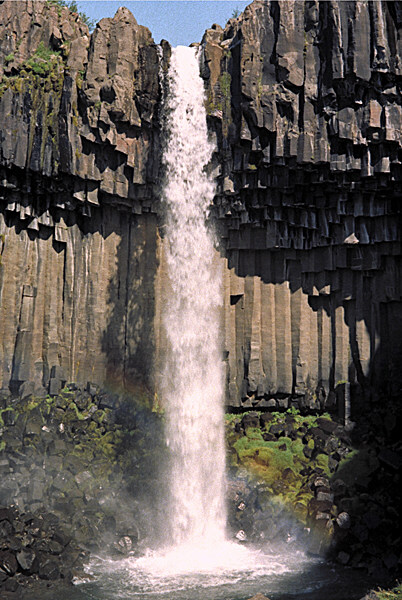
[0,0,170,394]
[0,503,87,593]
[201,0,402,407]
[0,384,166,593]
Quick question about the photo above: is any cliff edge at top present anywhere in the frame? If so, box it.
[0,0,169,209]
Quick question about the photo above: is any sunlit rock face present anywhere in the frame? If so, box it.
[201,0,402,407]
[0,0,401,408]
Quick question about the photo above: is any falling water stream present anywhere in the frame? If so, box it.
[160,44,226,549]
[30,47,375,600]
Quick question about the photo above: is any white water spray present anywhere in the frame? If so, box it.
[160,45,226,547]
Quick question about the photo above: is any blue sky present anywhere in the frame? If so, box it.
[75,1,251,47]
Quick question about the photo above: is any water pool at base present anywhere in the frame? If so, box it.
[22,542,375,600]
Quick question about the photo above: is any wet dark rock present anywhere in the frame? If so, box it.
[336,512,351,530]
[113,536,133,555]
[260,413,275,427]
[0,387,167,593]
[0,518,13,538]
[363,510,382,531]
[262,431,276,442]
[378,448,402,472]
[316,418,339,434]
[38,557,61,580]
[316,491,334,504]
[303,445,314,459]
[337,551,350,565]
[269,423,285,437]
[0,551,18,576]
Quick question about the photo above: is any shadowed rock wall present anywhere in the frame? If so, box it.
[201,0,402,407]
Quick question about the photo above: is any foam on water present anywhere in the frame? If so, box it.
[83,542,315,598]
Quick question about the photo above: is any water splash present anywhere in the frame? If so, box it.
[160,45,226,546]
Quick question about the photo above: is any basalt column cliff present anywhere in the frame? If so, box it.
[202,0,402,408]
[0,0,401,410]
[0,1,169,395]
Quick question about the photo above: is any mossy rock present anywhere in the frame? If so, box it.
[72,443,94,462]
[234,434,305,492]
[92,410,106,424]
[315,452,330,474]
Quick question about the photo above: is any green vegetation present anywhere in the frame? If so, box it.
[226,408,335,520]
[219,71,232,135]
[231,8,241,18]
[0,407,13,426]
[372,583,402,599]
[0,386,165,483]
[0,36,65,172]
[4,53,14,64]
[206,91,222,116]
[23,41,62,77]
[234,429,305,480]
[76,68,85,90]
[220,71,231,99]
[46,0,95,30]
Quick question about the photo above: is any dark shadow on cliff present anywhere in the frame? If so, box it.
[220,236,402,397]
[99,211,159,393]
[326,383,402,583]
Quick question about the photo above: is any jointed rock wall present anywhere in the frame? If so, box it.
[0,0,401,410]
[0,0,167,394]
[201,0,402,407]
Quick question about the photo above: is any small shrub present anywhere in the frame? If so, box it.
[23,41,61,77]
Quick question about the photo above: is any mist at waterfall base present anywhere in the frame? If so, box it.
[43,47,375,600]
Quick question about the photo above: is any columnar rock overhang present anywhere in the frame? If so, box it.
[0,0,169,394]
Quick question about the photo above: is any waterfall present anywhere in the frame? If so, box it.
[161,45,226,547]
